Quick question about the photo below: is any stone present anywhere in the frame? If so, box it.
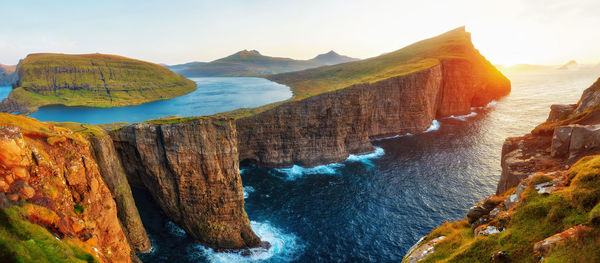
[467,205,489,224]
[475,225,501,236]
[551,126,574,157]
[534,225,591,256]
[403,236,446,263]
[491,251,509,262]
[546,104,576,122]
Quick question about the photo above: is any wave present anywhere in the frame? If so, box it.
[192,221,303,263]
[446,111,477,121]
[275,146,386,179]
[424,120,440,133]
[372,133,413,141]
[244,186,256,199]
[346,146,385,166]
[275,163,344,180]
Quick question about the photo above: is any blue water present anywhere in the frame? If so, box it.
[132,67,600,262]
[28,77,292,124]
[0,86,10,100]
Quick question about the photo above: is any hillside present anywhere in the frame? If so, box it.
[559,60,578,70]
[168,50,355,77]
[309,50,359,65]
[0,64,16,86]
[267,26,508,100]
[0,53,196,114]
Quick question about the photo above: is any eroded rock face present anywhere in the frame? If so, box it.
[0,120,132,262]
[552,124,600,158]
[88,134,151,253]
[238,66,442,167]
[110,118,261,249]
[238,60,510,168]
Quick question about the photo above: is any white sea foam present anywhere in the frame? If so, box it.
[275,163,344,180]
[166,221,187,237]
[424,120,440,133]
[243,186,255,199]
[346,146,385,166]
[372,133,413,141]
[274,147,386,179]
[486,100,497,107]
[192,221,303,263]
[447,111,478,121]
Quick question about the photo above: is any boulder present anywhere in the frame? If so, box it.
[402,236,446,263]
[551,124,600,158]
[533,225,591,256]
[546,104,576,122]
[551,126,574,157]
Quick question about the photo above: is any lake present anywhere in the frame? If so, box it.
[26,77,292,124]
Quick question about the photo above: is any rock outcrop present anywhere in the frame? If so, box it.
[110,118,261,249]
[0,113,133,262]
[88,134,151,253]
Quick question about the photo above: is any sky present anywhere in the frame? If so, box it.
[0,0,599,66]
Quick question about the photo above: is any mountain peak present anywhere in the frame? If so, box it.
[310,51,359,65]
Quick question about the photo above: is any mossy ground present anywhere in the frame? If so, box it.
[8,53,196,113]
[418,156,600,262]
[0,204,98,263]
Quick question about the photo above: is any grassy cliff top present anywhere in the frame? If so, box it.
[268,26,492,100]
[5,53,196,113]
[413,156,600,262]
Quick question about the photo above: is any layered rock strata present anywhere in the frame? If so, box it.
[0,113,133,262]
[110,118,261,249]
[238,59,510,168]
[88,134,151,253]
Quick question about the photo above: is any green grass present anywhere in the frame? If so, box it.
[0,205,98,263]
[212,26,506,119]
[7,53,196,113]
[417,155,600,262]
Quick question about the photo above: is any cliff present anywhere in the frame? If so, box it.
[109,118,262,249]
[0,53,196,114]
[54,122,151,253]
[0,113,133,262]
[403,77,600,262]
[0,64,16,86]
[231,27,510,168]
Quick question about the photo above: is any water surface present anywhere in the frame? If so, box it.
[28,77,292,124]
[0,86,10,100]
[135,67,600,262]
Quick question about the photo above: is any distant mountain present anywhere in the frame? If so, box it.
[168,50,359,77]
[309,51,359,65]
[558,60,578,70]
[0,64,17,86]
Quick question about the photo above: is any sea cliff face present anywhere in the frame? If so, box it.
[403,77,600,262]
[0,114,133,262]
[88,134,151,253]
[238,59,510,168]
[110,118,261,249]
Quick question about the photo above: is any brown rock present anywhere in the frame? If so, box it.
[0,118,133,262]
[547,104,576,122]
[111,118,261,249]
[533,225,591,256]
[239,58,510,168]
[88,134,151,253]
